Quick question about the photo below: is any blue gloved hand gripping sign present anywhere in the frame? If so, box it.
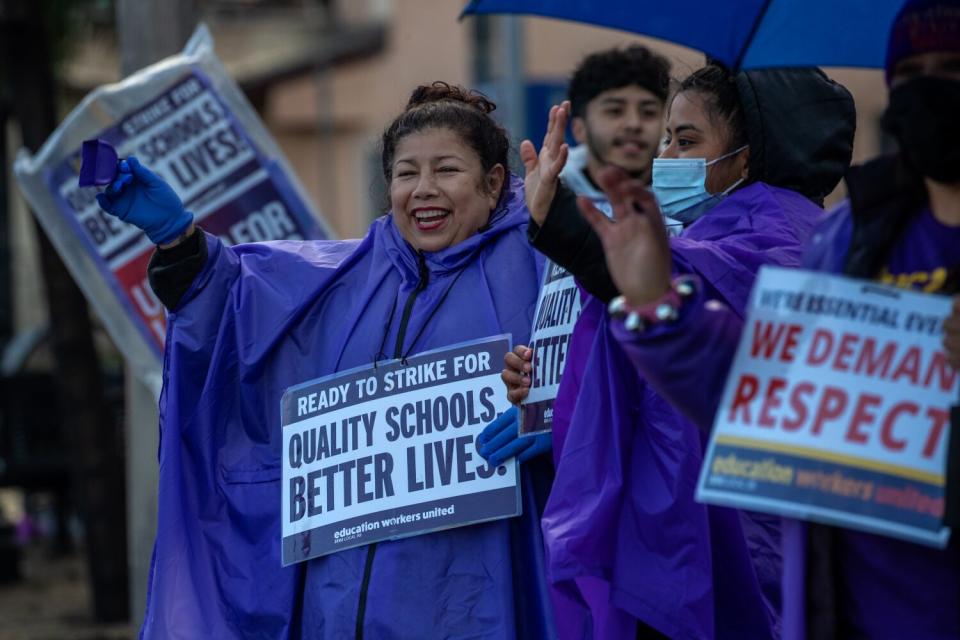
[79,139,193,246]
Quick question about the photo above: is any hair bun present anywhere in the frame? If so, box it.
[405,81,497,114]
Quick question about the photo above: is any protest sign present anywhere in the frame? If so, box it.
[14,25,329,394]
[519,260,581,435]
[281,336,519,565]
[697,267,958,547]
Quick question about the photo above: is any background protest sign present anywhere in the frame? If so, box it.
[280,335,519,565]
[14,25,329,394]
[697,267,958,548]
[519,260,581,435]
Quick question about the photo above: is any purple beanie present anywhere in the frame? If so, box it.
[885,0,960,83]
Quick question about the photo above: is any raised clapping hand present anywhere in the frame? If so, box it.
[519,101,571,226]
[946,295,960,371]
[95,156,194,247]
[577,166,673,307]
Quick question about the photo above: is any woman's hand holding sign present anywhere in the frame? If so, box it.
[500,345,533,405]
[96,156,195,247]
[477,406,551,467]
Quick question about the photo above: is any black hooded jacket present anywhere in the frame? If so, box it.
[735,67,856,205]
[528,66,857,302]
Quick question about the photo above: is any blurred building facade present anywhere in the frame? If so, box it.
[57,0,890,243]
[262,1,889,237]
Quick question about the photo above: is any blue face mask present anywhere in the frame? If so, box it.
[652,145,748,225]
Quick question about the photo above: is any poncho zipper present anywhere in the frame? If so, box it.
[355,251,429,640]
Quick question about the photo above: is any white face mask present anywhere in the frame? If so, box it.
[651,145,748,225]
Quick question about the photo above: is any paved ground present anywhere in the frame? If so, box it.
[0,546,130,640]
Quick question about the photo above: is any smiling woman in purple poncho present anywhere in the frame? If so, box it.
[93,82,559,639]
[495,64,856,639]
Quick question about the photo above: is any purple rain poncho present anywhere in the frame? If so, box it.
[542,182,822,640]
[139,178,558,639]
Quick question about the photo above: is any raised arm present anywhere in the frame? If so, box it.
[521,102,619,302]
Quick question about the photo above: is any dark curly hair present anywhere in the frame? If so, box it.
[674,64,748,153]
[380,82,510,196]
[568,45,671,117]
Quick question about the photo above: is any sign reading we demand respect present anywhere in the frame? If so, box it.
[280,336,519,565]
[697,267,958,548]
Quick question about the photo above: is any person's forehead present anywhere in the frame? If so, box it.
[892,51,960,77]
[666,91,710,125]
[393,127,474,162]
[589,84,663,106]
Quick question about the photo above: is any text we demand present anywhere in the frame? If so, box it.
[730,317,955,460]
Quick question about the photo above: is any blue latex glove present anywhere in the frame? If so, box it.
[476,406,552,467]
[95,156,193,245]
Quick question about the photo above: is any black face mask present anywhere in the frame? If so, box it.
[881,76,960,184]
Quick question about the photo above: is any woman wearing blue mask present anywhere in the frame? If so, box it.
[649,143,747,224]
[651,66,753,226]
[495,64,855,639]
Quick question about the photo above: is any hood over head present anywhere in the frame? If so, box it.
[734,67,856,204]
[885,0,960,84]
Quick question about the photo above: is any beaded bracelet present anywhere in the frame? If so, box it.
[608,276,696,332]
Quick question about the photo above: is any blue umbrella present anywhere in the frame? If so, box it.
[461,0,906,70]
